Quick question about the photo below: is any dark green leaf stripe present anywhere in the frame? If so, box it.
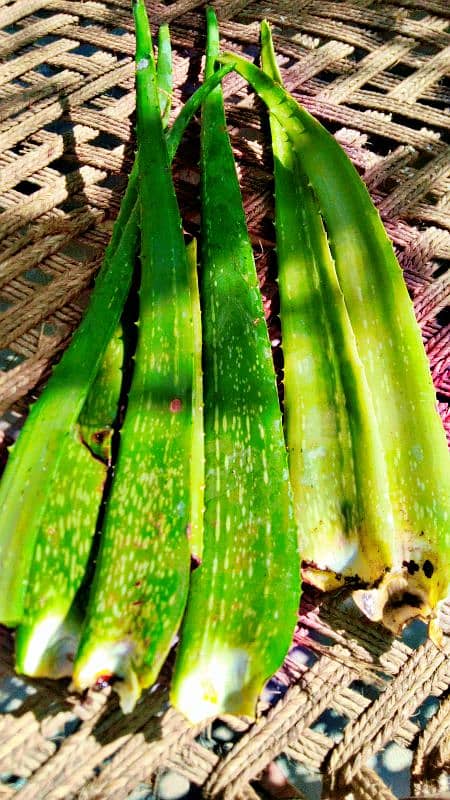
[72,0,197,711]
[171,7,300,723]
[220,44,450,635]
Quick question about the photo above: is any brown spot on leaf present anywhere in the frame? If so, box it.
[403,559,420,575]
[423,560,434,578]
[93,430,107,444]
[170,398,182,412]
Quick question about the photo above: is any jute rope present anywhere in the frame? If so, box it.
[412,692,450,778]
[0,1,449,798]
[327,640,450,789]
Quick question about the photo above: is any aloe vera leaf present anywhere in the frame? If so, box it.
[260,22,392,586]
[0,199,139,627]
[109,158,139,254]
[170,8,300,724]
[14,320,126,677]
[14,449,103,680]
[220,48,450,631]
[13,41,214,672]
[77,30,177,469]
[0,40,232,629]
[156,23,173,127]
[72,0,197,712]
[12,40,178,673]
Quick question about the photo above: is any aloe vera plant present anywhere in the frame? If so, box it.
[170,8,300,723]
[220,41,450,634]
[72,0,201,711]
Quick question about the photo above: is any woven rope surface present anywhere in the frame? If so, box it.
[0,0,449,798]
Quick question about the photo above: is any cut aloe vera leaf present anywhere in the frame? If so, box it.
[260,22,392,586]
[16,444,107,678]
[72,0,198,712]
[0,32,231,629]
[170,8,300,724]
[14,322,125,678]
[0,200,139,627]
[13,33,176,673]
[220,46,450,633]
[13,62,218,674]
[15,435,107,678]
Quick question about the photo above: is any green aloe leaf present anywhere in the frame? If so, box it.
[220,43,450,636]
[171,8,300,724]
[0,193,139,628]
[15,326,124,678]
[72,0,197,711]
[0,27,232,632]
[260,21,391,588]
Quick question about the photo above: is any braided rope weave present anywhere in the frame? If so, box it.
[0,1,449,797]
